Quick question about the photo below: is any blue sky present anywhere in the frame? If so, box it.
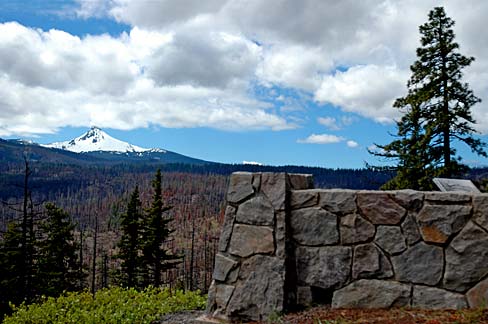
[1,0,488,168]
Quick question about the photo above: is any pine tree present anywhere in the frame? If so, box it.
[372,6,486,187]
[141,169,180,287]
[116,186,143,288]
[37,203,80,297]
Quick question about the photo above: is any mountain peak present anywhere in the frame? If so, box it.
[42,128,162,153]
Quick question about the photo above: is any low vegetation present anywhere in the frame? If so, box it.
[3,287,206,324]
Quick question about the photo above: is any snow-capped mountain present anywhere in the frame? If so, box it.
[42,126,165,153]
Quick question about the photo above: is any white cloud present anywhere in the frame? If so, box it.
[297,134,345,145]
[347,140,359,148]
[0,22,292,136]
[317,117,341,131]
[4,0,488,136]
[315,65,408,123]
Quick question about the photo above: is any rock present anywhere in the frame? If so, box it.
[290,190,319,210]
[227,172,254,203]
[261,173,288,211]
[466,277,488,308]
[228,224,274,258]
[291,207,338,246]
[275,210,287,258]
[340,214,375,244]
[358,192,406,225]
[473,195,488,231]
[352,243,393,279]
[412,286,467,309]
[226,255,285,321]
[375,226,407,255]
[206,280,217,313]
[215,284,236,310]
[424,192,471,203]
[213,254,238,282]
[401,213,422,246]
[296,246,351,290]
[296,286,313,306]
[332,280,410,308]
[417,204,471,244]
[289,174,314,190]
[218,206,236,252]
[319,190,357,215]
[235,194,275,226]
[392,190,424,211]
[444,221,488,292]
[391,241,443,285]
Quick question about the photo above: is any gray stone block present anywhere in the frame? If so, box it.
[290,189,320,210]
[228,224,274,258]
[401,213,422,246]
[213,254,238,282]
[417,204,471,244]
[218,206,236,252]
[473,194,488,231]
[358,192,406,225]
[319,190,357,214]
[296,246,351,290]
[391,242,443,285]
[352,243,393,279]
[235,194,274,226]
[444,221,488,292]
[412,286,467,309]
[332,280,410,308]
[340,213,375,245]
[375,226,407,255]
[291,207,338,246]
[227,172,254,203]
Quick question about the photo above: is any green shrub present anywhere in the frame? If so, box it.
[4,286,206,324]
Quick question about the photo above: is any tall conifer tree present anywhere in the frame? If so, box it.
[37,203,80,296]
[141,169,180,287]
[116,186,143,288]
[372,7,486,186]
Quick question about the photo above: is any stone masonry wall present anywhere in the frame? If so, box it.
[205,172,488,322]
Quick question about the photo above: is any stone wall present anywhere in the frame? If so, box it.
[205,172,488,322]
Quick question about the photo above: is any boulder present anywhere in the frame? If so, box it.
[227,172,254,203]
[358,192,406,225]
[332,280,410,308]
[226,255,285,321]
[291,207,338,246]
[296,246,351,290]
[444,221,488,292]
[235,194,274,226]
[352,243,393,279]
[417,204,471,244]
[319,190,357,215]
[391,242,443,285]
[375,226,407,255]
[228,224,274,258]
[340,214,375,245]
[218,206,236,252]
[412,286,467,309]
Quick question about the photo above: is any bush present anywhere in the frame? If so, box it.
[4,287,206,324]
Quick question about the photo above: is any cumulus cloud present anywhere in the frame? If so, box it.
[317,117,341,131]
[297,134,345,145]
[315,65,408,123]
[3,0,488,137]
[347,140,359,148]
[0,22,291,136]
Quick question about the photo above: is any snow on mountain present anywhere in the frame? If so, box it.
[43,127,166,153]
